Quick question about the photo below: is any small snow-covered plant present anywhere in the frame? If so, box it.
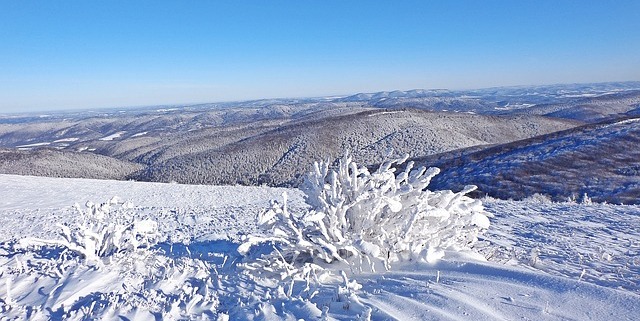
[20,197,160,264]
[243,152,492,274]
[566,193,578,203]
[581,193,593,205]
[523,193,553,204]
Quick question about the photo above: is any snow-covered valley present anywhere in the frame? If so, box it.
[1,174,638,320]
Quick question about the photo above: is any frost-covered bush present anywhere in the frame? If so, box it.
[242,153,492,273]
[523,193,554,204]
[565,193,594,205]
[20,197,160,264]
[8,197,223,319]
[581,193,593,205]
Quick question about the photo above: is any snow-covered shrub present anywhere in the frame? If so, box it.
[243,153,492,273]
[581,193,593,205]
[565,193,594,205]
[20,197,160,264]
[523,193,553,204]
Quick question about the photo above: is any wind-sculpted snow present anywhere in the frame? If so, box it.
[1,174,640,320]
[482,198,640,294]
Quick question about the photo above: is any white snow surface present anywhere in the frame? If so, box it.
[130,131,148,138]
[15,142,50,149]
[98,131,126,141]
[0,174,639,320]
[52,138,80,143]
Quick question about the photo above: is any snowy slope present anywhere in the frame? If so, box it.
[1,174,639,320]
[423,116,640,204]
[0,148,141,181]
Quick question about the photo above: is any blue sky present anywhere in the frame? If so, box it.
[1,1,639,112]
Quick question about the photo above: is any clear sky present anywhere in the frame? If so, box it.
[1,1,639,113]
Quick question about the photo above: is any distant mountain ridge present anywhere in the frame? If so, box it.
[128,109,577,186]
[0,81,639,203]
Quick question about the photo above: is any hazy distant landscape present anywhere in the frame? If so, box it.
[2,81,639,203]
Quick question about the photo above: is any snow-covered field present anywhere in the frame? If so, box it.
[1,174,639,320]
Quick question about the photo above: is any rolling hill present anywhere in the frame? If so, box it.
[419,117,640,204]
[129,109,578,186]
